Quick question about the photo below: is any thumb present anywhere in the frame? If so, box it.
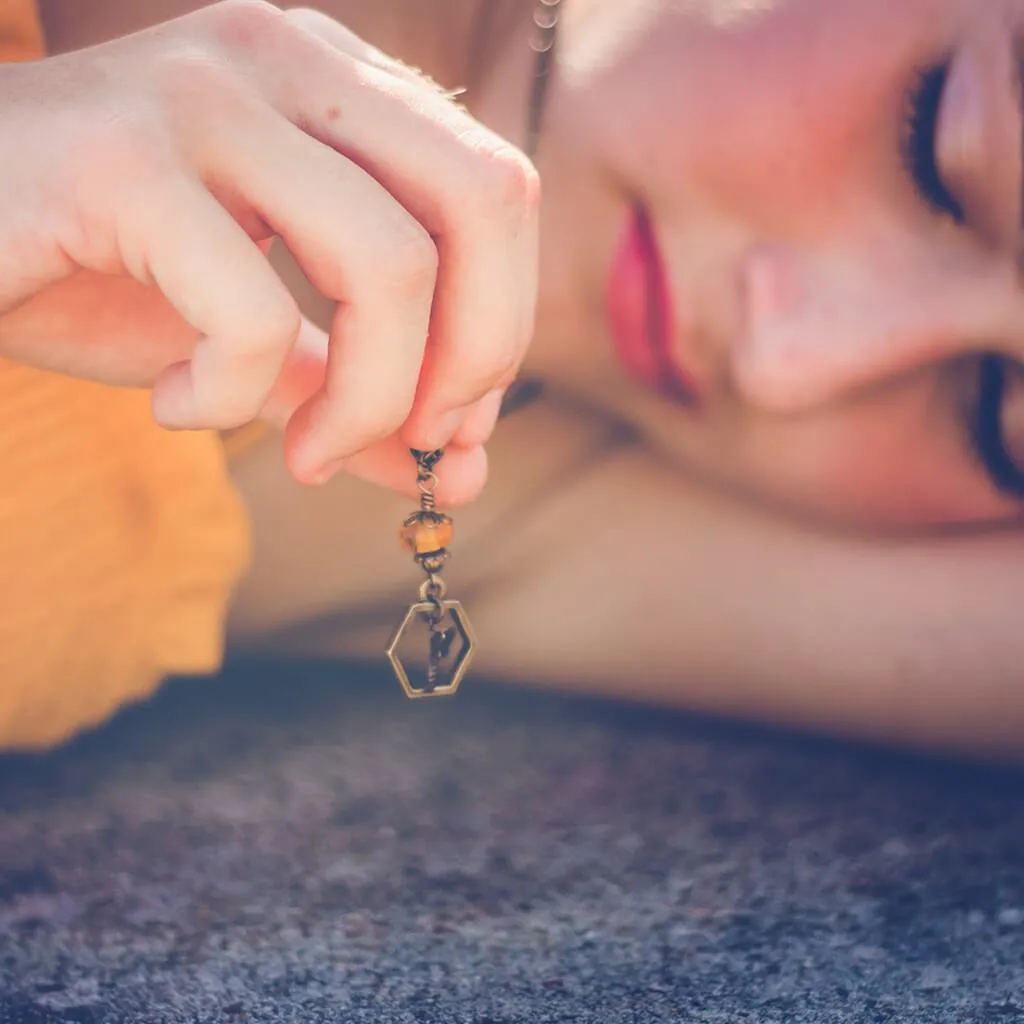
[259,314,328,429]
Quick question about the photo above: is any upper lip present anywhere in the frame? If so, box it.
[634,206,703,404]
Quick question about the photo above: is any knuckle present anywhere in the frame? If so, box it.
[254,296,303,352]
[328,402,409,456]
[202,0,285,54]
[155,47,239,115]
[139,25,253,130]
[470,141,541,221]
[282,6,327,29]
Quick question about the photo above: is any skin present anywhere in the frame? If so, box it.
[504,0,1024,532]
[8,0,538,494]
[28,0,1024,758]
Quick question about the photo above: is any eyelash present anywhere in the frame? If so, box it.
[970,356,1024,498]
[902,63,965,223]
[903,66,1024,496]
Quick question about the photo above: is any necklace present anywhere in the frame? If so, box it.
[385,0,563,699]
[526,0,563,159]
[495,0,561,420]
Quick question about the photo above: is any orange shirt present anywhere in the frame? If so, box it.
[0,0,42,61]
[0,0,251,749]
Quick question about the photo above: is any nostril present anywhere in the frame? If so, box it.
[734,245,823,413]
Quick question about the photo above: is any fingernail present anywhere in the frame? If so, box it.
[425,407,467,449]
[309,457,349,486]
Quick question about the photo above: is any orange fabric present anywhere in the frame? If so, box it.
[0,2,252,750]
[0,0,42,61]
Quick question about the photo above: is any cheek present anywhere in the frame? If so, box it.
[822,425,945,520]
[579,0,936,227]
[768,392,1007,526]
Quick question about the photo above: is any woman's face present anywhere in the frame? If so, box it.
[524,0,1024,531]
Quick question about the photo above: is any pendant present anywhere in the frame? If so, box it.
[387,449,476,698]
[386,596,476,699]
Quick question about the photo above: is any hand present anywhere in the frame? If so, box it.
[0,1,539,501]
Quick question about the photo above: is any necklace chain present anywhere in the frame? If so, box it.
[526,0,563,158]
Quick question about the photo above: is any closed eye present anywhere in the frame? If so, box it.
[903,64,965,223]
[970,355,1024,498]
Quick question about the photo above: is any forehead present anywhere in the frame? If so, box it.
[627,0,1021,59]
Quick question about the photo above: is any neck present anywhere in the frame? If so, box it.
[462,0,548,156]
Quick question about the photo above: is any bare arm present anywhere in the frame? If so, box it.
[460,438,1024,761]
[230,397,1024,761]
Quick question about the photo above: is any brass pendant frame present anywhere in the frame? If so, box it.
[386,599,477,699]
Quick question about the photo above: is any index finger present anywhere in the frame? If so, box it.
[119,175,301,430]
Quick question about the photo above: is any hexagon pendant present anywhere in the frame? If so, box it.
[386,599,477,699]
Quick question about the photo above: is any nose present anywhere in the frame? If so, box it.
[732,23,1024,416]
[733,237,1024,415]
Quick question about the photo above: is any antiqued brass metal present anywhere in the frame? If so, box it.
[386,599,477,699]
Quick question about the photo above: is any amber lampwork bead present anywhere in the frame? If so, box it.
[399,513,453,556]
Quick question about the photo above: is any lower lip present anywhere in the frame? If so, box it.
[606,207,698,404]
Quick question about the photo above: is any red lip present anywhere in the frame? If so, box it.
[606,206,698,404]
